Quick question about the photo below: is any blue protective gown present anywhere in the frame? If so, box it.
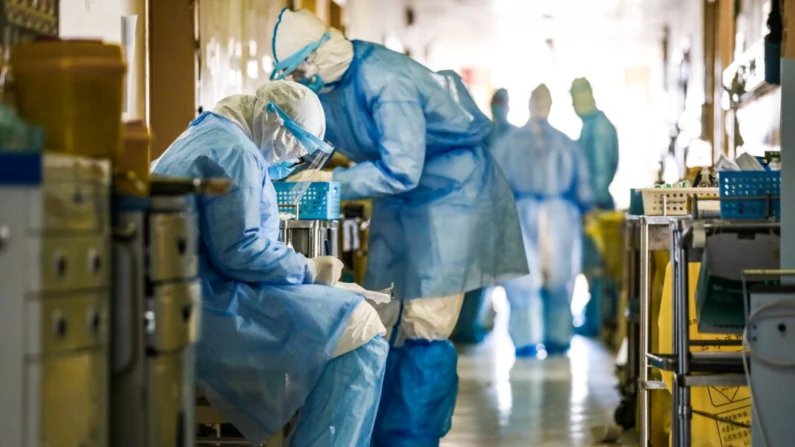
[151,112,380,446]
[453,116,516,344]
[491,120,593,353]
[489,117,516,148]
[322,41,528,300]
[315,41,527,446]
[576,110,619,336]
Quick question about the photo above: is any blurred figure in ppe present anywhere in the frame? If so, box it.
[570,77,619,338]
[271,9,527,446]
[489,88,516,147]
[149,80,388,447]
[491,84,593,357]
[451,88,517,344]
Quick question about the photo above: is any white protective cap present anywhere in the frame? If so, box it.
[212,80,326,165]
[272,8,354,86]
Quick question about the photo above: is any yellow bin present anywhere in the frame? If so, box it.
[12,39,126,162]
[116,121,151,196]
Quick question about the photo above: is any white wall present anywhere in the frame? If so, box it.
[60,0,148,122]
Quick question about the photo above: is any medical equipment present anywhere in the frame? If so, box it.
[740,271,795,447]
[110,176,221,447]
[279,219,339,258]
[0,152,112,447]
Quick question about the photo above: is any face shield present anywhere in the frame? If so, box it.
[266,101,334,205]
[270,32,331,93]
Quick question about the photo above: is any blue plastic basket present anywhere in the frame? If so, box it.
[719,171,780,219]
[273,181,341,220]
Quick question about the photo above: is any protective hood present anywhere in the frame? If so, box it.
[272,8,354,86]
[570,77,597,117]
[212,80,326,165]
[530,84,552,120]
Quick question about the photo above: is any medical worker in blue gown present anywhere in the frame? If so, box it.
[491,84,593,357]
[270,9,528,446]
[489,88,516,146]
[452,87,516,344]
[149,80,389,447]
[569,77,619,337]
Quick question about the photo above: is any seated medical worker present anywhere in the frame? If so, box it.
[270,9,529,446]
[150,80,388,447]
[491,84,593,357]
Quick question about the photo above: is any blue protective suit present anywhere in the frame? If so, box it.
[320,41,527,299]
[491,120,593,354]
[151,112,386,446]
[576,110,619,337]
[305,41,527,445]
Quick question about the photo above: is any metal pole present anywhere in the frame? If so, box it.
[670,222,680,443]
[638,217,651,446]
[676,220,692,445]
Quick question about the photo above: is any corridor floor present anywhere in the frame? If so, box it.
[443,318,633,446]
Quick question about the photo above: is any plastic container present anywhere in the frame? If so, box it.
[12,39,126,162]
[115,121,151,196]
[273,181,341,220]
[639,187,719,216]
[719,171,781,219]
[628,189,644,215]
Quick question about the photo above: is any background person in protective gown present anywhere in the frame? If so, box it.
[569,77,619,338]
[452,87,516,344]
[489,88,516,146]
[150,81,388,447]
[491,84,593,357]
[271,9,528,446]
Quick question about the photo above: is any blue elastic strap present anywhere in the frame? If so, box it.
[270,32,331,82]
[266,102,334,155]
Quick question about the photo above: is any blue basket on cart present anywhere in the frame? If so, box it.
[718,171,780,219]
[273,181,342,220]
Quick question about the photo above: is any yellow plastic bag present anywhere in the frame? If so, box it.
[658,262,751,447]
[584,211,625,280]
[648,250,673,446]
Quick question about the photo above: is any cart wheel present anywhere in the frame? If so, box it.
[613,398,636,430]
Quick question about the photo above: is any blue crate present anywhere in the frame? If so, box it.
[273,181,341,220]
[719,171,780,219]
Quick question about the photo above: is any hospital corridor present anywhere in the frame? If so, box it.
[0,0,793,446]
[445,289,629,447]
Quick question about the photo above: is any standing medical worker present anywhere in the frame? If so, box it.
[150,81,388,447]
[492,84,593,357]
[489,88,516,146]
[570,77,619,337]
[271,9,528,446]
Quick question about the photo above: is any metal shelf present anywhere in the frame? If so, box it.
[647,352,745,374]
[679,374,748,388]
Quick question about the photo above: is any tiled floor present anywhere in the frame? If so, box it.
[443,314,637,446]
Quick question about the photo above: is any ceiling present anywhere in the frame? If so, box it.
[403,0,691,66]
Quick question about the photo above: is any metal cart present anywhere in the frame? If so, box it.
[636,216,683,446]
[646,219,779,446]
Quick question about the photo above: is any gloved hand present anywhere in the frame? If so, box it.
[287,169,334,182]
[308,256,344,285]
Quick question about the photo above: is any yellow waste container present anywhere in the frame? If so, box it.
[12,39,125,162]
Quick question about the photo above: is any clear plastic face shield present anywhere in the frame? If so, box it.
[266,102,334,207]
[270,32,331,93]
